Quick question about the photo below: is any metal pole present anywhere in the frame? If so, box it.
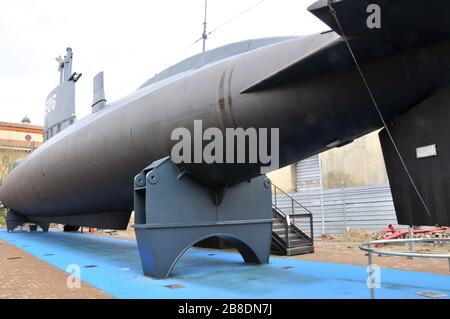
[318,156,325,235]
[285,215,290,255]
[201,0,208,65]
[342,186,348,232]
[360,238,450,271]
[274,185,277,208]
[368,251,375,299]
[408,225,414,259]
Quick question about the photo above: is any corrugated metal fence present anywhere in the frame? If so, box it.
[274,183,403,236]
[296,154,322,190]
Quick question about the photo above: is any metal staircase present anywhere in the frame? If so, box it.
[271,183,314,256]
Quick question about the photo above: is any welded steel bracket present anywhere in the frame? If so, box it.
[133,157,273,279]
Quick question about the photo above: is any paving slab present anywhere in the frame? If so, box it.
[0,236,111,299]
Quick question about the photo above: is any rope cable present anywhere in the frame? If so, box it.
[109,39,201,100]
[207,0,266,37]
[110,0,267,100]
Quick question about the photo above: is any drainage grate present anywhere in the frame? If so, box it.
[417,291,448,298]
[165,284,185,289]
[83,265,98,268]
[7,256,22,260]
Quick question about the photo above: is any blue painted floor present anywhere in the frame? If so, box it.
[0,229,449,299]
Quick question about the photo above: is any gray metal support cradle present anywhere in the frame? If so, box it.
[133,157,273,279]
[6,210,49,232]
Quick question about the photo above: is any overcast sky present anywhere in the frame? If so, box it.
[0,0,327,125]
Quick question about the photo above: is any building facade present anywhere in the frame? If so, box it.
[0,118,43,184]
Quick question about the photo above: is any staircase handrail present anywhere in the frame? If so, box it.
[271,182,313,215]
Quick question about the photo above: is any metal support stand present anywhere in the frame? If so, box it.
[133,157,273,279]
[6,210,49,232]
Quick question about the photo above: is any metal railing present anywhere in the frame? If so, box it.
[360,238,450,299]
[272,183,314,252]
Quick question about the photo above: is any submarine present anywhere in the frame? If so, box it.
[1,0,450,278]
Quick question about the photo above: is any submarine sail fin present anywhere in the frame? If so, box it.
[44,47,81,141]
